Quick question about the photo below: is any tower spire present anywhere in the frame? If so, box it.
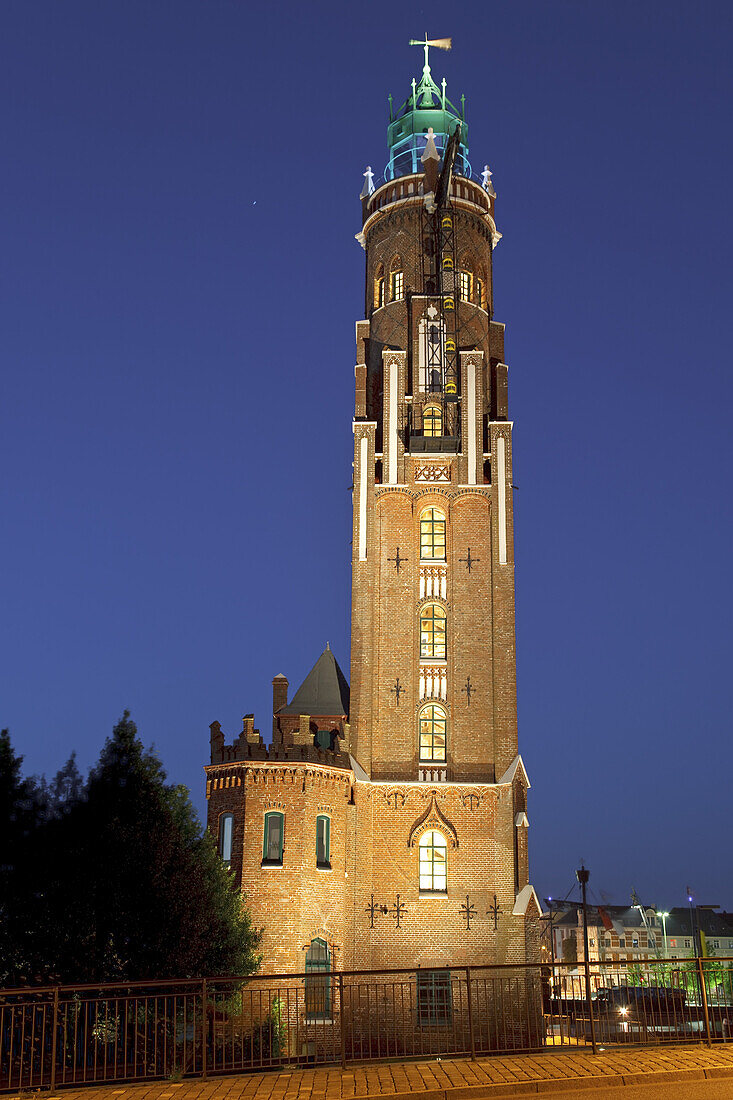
[408,33,452,77]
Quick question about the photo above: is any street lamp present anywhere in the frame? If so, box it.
[659,911,669,959]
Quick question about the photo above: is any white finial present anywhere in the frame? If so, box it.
[481,164,496,197]
[360,165,375,199]
[421,127,440,164]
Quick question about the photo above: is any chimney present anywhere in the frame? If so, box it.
[209,720,224,764]
[272,674,289,741]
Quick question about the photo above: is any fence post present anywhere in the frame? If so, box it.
[201,979,208,1077]
[49,986,59,1092]
[696,957,712,1047]
[465,968,476,1060]
[338,973,346,1069]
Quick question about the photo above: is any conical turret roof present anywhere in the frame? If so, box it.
[277,645,350,717]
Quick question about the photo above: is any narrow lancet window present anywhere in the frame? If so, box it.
[420,508,446,561]
[419,704,447,761]
[420,603,447,659]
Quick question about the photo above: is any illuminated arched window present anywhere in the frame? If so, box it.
[419,830,448,892]
[374,264,385,309]
[476,274,487,309]
[423,404,442,437]
[459,270,472,302]
[420,508,446,561]
[420,603,447,659]
[419,704,447,762]
[389,256,404,301]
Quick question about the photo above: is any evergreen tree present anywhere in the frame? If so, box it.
[0,729,43,983]
[1,715,261,985]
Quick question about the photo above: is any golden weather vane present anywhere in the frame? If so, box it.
[408,33,452,73]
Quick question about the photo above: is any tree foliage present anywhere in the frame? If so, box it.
[0,715,261,986]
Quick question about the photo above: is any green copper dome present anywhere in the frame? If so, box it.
[386,40,470,181]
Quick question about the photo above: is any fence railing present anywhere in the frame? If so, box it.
[2,958,732,1091]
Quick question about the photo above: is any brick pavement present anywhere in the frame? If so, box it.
[9,1045,733,1100]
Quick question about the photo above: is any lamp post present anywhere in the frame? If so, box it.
[659,911,669,959]
[576,864,597,1055]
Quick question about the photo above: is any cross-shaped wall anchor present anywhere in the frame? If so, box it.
[459,548,480,573]
[460,895,476,931]
[391,678,405,705]
[365,894,388,929]
[487,894,501,931]
[391,894,407,929]
[388,547,407,573]
[461,676,473,706]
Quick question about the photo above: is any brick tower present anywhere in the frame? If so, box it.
[205,42,540,982]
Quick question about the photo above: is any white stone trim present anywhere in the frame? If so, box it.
[359,436,368,560]
[513,884,542,916]
[388,361,398,485]
[497,435,507,564]
[467,357,477,485]
[498,754,531,788]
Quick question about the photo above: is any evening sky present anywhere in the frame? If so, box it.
[1,0,732,911]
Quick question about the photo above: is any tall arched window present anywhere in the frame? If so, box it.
[420,603,447,659]
[420,508,446,561]
[419,830,448,892]
[459,270,473,302]
[390,257,404,301]
[374,264,385,309]
[316,815,331,868]
[218,813,233,867]
[419,704,447,761]
[423,404,443,437]
[305,937,331,1018]
[262,811,284,865]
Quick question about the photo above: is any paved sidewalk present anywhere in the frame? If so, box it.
[11,1045,733,1100]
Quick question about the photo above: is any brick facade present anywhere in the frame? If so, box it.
[206,80,540,979]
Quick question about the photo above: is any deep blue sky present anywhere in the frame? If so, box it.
[2,0,732,912]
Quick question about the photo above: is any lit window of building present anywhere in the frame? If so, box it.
[420,508,446,560]
[423,404,443,437]
[419,830,447,892]
[420,603,447,659]
[419,704,447,761]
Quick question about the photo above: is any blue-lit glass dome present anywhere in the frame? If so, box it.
[385,56,470,181]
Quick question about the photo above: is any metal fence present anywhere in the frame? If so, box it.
[2,958,732,1091]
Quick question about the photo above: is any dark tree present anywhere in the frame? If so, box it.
[0,730,43,983]
[1,715,261,985]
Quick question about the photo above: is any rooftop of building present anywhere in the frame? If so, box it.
[548,901,733,937]
[277,644,350,718]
